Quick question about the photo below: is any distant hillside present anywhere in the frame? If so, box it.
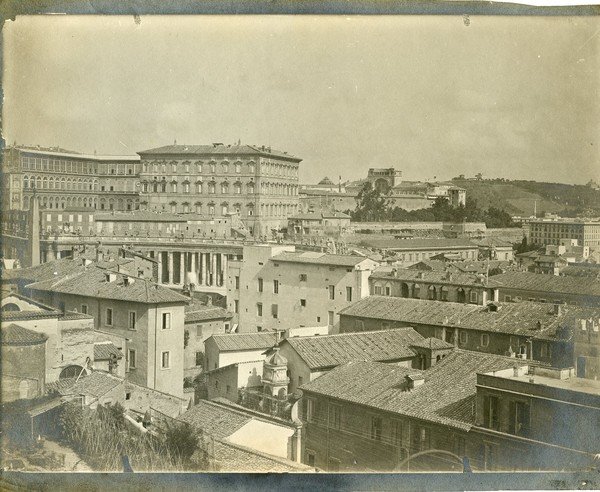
[451,179,600,217]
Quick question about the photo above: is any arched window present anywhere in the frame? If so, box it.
[221,182,229,194]
[222,162,229,173]
[235,162,241,173]
[196,161,203,173]
[413,284,421,298]
[248,162,255,174]
[60,366,86,379]
[23,176,29,189]
[247,182,255,194]
[234,182,241,194]
[42,177,48,189]
[196,181,203,193]
[2,303,21,312]
[208,182,215,194]
[171,182,178,193]
[183,182,190,193]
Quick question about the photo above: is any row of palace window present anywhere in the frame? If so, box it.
[21,156,137,175]
[24,175,139,193]
[29,195,138,211]
[141,160,298,178]
[141,179,298,196]
[143,202,297,216]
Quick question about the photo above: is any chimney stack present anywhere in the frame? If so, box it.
[206,295,212,306]
[553,303,562,316]
[405,374,425,390]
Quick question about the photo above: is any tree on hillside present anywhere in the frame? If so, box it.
[351,182,392,221]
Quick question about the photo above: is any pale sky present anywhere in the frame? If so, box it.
[3,15,599,184]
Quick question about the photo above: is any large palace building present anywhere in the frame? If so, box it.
[2,146,141,212]
[2,142,302,238]
[137,143,302,238]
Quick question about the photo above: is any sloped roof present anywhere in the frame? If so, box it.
[178,400,251,438]
[271,252,370,267]
[1,324,48,346]
[300,350,525,430]
[48,371,122,398]
[410,337,455,350]
[493,271,600,297]
[340,295,600,341]
[94,342,124,360]
[2,258,89,283]
[289,211,350,221]
[137,144,301,161]
[370,267,500,288]
[208,332,278,352]
[318,177,334,185]
[408,260,448,272]
[282,328,422,370]
[185,305,233,323]
[356,238,477,251]
[451,260,511,275]
[26,266,189,304]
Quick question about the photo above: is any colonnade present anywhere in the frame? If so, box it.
[155,250,231,288]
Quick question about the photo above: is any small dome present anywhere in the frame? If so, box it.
[265,347,287,367]
[318,176,334,185]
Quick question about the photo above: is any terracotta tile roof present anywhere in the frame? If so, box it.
[289,211,350,220]
[340,296,600,341]
[451,260,511,275]
[208,332,278,352]
[282,328,423,370]
[355,238,477,251]
[1,309,61,321]
[185,305,233,323]
[137,144,301,161]
[301,350,525,430]
[408,260,448,272]
[410,337,455,350]
[370,267,501,288]
[2,258,90,283]
[1,324,48,346]
[271,251,371,267]
[26,265,189,304]
[178,400,251,438]
[493,271,600,297]
[94,342,124,360]
[61,311,95,321]
[48,371,122,398]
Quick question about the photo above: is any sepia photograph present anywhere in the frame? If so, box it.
[1,9,600,488]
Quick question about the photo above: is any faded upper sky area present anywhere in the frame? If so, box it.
[3,15,599,184]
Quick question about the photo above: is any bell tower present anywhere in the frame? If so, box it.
[262,347,290,399]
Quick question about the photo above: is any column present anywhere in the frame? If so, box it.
[221,254,228,288]
[179,252,185,286]
[192,253,197,286]
[168,251,173,285]
[201,253,207,286]
[157,251,163,283]
[211,253,217,287]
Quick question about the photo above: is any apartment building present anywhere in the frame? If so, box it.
[227,244,378,333]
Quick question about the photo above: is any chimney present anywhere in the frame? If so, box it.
[405,374,425,390]
[553,303,562,316]
[418,271,425,279]
[123,276,134,286]
[536,320,542,330]
[105,272,117,283]
[206,295,212,306]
